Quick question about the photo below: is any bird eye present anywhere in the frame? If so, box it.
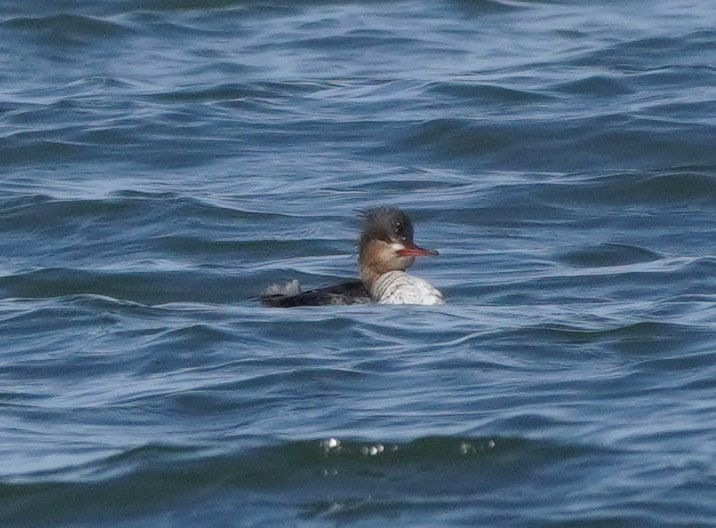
[392,219,410,242]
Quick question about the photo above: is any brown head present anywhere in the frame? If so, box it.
[358,207,438,278]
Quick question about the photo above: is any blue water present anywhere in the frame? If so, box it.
[1,0,715,526]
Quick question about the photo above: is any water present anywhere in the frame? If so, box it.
[1,0,715,526]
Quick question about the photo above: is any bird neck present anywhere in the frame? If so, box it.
[359,263,380,290]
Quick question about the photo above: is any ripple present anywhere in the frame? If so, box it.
[0,435,635,526]
[2,14,129,38]
[537,170,716,206]
[1,0,716,526]
[557,243,662,268]
[0,267,245,304]
[131,0,256,12]
[553,75,634,96]
[426,81,554,103]
[398,118,508,156]
[148,81,318,103]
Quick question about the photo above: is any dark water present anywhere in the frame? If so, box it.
[1,0,716,526]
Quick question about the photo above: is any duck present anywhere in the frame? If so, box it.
[261,207,443,306]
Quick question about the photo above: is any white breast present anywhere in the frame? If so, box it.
[371,271,444,305]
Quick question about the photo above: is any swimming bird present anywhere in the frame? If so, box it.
[261,207,443,306]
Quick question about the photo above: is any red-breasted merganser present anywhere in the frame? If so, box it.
[261,207,443,307]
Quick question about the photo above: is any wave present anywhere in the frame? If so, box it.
[2,14,129,38]
[427,81,554,103]
[556,243,662,268]
[1,434,587,485]
[391,116,716,171]
[2,434,690,526]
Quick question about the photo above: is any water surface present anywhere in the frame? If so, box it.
[1,0,715,526]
